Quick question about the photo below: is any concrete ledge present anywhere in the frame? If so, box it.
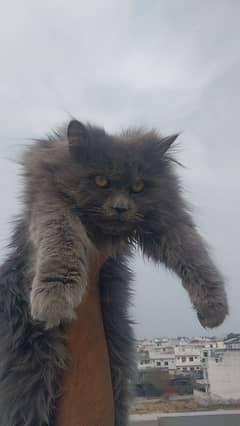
[131,413,159,425]
[131,421,157,426]
[130,410,240,425]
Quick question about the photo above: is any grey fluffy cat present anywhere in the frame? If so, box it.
[0,119,228,425]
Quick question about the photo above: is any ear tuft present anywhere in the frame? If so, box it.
[161,133,180,155]
[67,120,89,152]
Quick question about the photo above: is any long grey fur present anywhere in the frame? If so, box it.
[0,119,228,425]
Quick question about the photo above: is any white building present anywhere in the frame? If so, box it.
[175,344,202,374]
[207,351,240,401]
[137,345,176,371]
[148,346,176,371]
[195,351,240,403]
[224,335,240,351]
[136,337,225,376]
[137,350,154,370]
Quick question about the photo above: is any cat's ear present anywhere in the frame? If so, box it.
[67,120,89,157]
[160,133,179,155]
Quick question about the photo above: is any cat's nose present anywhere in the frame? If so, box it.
[113,206,128,215]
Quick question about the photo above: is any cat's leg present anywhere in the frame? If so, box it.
[30,201,94,328]
[0,265,65,426]
[141,222,228,328]
[99,257,136,426]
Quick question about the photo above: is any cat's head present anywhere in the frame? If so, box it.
[64,119,180,238]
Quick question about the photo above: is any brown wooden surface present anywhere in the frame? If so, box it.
[55,252,114,426]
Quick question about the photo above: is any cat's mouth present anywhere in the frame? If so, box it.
[99,216,136,235]
[80,209,138,236]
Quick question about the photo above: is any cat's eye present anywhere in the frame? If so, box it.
[131,179,145,193]
[95,175,109,188]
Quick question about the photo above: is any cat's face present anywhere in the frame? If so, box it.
[77,170,148,236]
[66,120,179,237]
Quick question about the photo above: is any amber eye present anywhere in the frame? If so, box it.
[95,175,109,188]
[131,179,144,193]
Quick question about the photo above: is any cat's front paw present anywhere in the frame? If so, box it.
[30,282,84,328]
[195,289,228,329]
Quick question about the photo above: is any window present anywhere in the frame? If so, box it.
[190,367,195,371]
[182,357,186,362]
[164,361,168,366]
[189,357,194,362]
[204,351,208,357]
[157,361,161,366]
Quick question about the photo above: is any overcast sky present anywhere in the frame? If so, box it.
[0,0,239,338]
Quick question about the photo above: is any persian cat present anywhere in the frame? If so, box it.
[0,119,228,425]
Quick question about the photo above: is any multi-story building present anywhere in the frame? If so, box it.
[148,346,176,371]
[136,337,226,376]
[224,334,240,351]
[137,345,176,371]
[137,350,154,370]
[194,350,240,403]
[174,344,202,374]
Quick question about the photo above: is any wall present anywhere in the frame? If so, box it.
[208,352,240,401]
[131,411,240,425]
